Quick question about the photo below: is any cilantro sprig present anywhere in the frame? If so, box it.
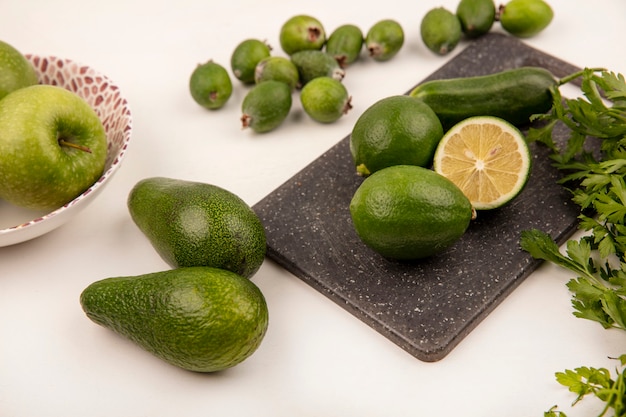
[517,68,626,416]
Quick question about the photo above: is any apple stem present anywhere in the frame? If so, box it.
[58,139,92,153]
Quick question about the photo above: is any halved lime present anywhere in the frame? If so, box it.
[433,116,531,210]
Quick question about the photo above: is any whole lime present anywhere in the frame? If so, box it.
[350,165,473,260]
[189,60,233,110]
[80,266,269,373]
[349,95,443,176]
[0,40,38,100]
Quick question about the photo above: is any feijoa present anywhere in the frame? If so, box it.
[365,19,404,61]
[325,24,364,68]
[499,0,554,38]
[241,80,292,133]
[290,50,345,86]
[456,0,496,38]
[300,77,352,124]
[254,56,299,91]
[189,60,233,110]
[279,15,326,55]
[230,39,271,84]
[420,7,462,55]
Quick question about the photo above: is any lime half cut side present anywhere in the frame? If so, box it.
[432,116,532,210]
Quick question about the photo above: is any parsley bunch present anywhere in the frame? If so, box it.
[518,68,626,416]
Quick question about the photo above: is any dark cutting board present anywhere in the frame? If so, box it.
[253,33,584,362]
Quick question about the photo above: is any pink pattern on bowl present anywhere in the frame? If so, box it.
[0,55,133,247]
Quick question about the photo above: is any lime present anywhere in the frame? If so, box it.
[189,60,233,110]
[350,165,473,260]
[349,95,444,176]
[433,116,532,210]
[80,266,269,373]
[0,40,38,100]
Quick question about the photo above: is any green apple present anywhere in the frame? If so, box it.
[0,40,38,100]
[0,84,108,211]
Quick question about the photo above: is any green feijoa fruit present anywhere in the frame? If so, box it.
[290,50,345,86]
[254,56,299,91]
[300,77,352,124]
[499,0,554,38]
[127,177,267,279]
[230,38,271,84]
[365,19,404,61]
[421,7,462,55]
[80,266,269,373]
[241,80,292,133]
[325,24,364,68]
[456,0,496,38]
[189,60,233,110]
[279,15,326,55]
[0,40,38,100]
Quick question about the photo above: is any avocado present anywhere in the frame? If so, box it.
[127,177,266,279]
[80,266,269,372]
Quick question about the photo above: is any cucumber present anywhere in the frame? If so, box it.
[409,66,557,129]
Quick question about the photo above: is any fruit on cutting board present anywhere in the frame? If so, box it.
[127,177,266,279]
[350,165,473,260]
[189,60,233,110]
[433,116,531,210]
[241,80,292,133]
[409,66,557,130]
[80,266,269,373]
[0,84,107,211]
[0,40,38,100]
[349,95,443,177]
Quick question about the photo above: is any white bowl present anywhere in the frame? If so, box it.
[0,55,132,247]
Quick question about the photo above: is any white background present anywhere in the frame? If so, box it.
[2,0,626,416]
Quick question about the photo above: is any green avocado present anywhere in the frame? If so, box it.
[80,266,269,372]
[127,177,266,279]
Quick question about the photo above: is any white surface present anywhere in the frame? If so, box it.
[1,1,625,416]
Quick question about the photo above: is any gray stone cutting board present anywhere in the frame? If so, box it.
[253,33,584,362]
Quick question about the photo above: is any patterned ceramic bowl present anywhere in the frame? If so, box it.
[0,55,132,247]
